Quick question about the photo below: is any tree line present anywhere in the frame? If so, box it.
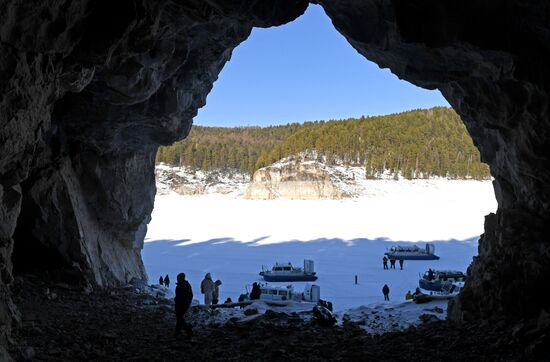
[156,107,491,180]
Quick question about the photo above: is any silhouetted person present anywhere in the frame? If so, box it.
[382,256,388,270]
[174,273,193,338]
[224,297,233,304]
[250,282,261,300]
[382,284,390,301]
[389,256,396,269]
[399,259,404,270]
[427,269,434,280]
[164,274,170,288]
[355,275,358,285]
[405,290,413,300]
[212,280,222,305]
[200,273,215,305]
[159,276,164,286]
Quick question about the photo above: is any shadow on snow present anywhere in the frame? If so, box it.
[143,236,478,311]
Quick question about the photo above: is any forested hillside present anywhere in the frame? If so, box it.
[156,107,491,180]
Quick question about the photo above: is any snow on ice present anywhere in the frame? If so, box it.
[143,179,497,332]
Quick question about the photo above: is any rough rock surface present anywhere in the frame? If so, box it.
[0,1,308,357]
[314,0,550,321]
[1,0,550,358]
[155,163,249,196]
[8,276,539,361]
[244,155,350,200]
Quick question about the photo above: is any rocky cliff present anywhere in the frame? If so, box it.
[244,155,353,200]
[0,1,308,358]
[155,163,249,196]
[1,0,550,358]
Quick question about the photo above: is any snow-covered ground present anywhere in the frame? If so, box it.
[143,179,497,330]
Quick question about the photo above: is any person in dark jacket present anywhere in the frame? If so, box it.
[398,258,404,270]
[249,282,261,300]
[382,256,388,270]
[382,284,390,301]
[164,274,171,288]
[174,273,193,338]
[389,256,396,269]
[212,280,222,305]
[427,268,435,280]
[159,275,164,286]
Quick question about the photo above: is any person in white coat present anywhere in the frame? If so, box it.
[200,273,215,305]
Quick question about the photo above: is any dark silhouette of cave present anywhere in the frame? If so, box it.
[1,0,550,359]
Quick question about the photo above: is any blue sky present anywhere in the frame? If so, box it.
[195,4,449,127]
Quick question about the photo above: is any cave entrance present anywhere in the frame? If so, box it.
[144,4,497,312]
[11,175,85,285]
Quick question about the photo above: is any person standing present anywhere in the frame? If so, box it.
[164,274,170,288]
[249,282,261,300]
[382,256,389,270]
[382,284,390,301]
[389,256,396,269]
[159,275,164,286]
[399,259,404,270]
[200,273,215,305]
[174,273,193,338]
[212,280,222,305]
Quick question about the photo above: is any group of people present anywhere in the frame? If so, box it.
[158,274,170,288]
[171,272,228,338]
[383,283,423,302]
[382,255,404,270]
[160,272,223,305]
[381,256,404,301]
[405,288,422,300]
[200,273,223,305]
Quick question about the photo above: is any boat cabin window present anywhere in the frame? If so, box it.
[269,290,278,295]
[278,291,288,296]
[273,267,283,271]
[283,267,291,271]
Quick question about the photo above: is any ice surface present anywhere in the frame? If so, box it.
[143,180,496,313]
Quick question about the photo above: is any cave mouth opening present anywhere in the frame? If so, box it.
[144,4,497,312]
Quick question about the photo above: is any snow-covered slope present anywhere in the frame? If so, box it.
[155,163,249,196]
[157,154,484,199]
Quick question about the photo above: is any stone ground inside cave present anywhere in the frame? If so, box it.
[6,275,540,362]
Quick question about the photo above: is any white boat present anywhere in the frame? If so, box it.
[385,243,440,260]
[241,283,321,302]
[259,260,317,282]
[419,269,466,294]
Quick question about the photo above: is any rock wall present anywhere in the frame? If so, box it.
[1,0,550,357]
[244,157,349,200]
[0,0,308,357]
[314,0,550,321]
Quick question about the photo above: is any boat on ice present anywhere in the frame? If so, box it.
[258,283,321,302]
[259,260,317,282]
[418,269,466,294]
[239,283,321,303]
[384,243,440,260]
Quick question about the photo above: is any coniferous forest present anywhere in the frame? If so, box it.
[156,107,491,180]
